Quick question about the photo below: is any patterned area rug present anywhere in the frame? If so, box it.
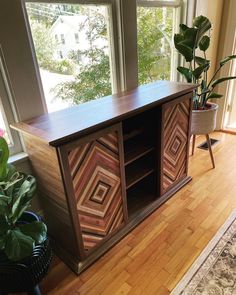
[171,209,236,295]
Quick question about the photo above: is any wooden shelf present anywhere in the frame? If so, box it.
[123,127,144,141]
[125,159,154,189]
[124,142,154,166]
[127,175,157,217]
[127,192,156,218]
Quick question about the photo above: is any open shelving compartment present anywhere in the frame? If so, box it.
[122,106,162,218]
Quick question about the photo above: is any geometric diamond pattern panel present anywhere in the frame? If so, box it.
[68,132,124,252]
[162,98,190,194]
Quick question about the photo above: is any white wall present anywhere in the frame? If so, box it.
[215,0,236,129]
[195,0,224,79]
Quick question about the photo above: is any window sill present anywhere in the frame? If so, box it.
[9,152,28,165]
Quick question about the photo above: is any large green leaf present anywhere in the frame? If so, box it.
[195,56,210,66]
[5,229,35,261]
[211,76,236,88]
[174,34,193,62]
[3,171,23,195]
[11,175,36,223]
[174,33,183,45]
[181,28,198,49]
[0,137,9,181]
[0,196,10,215]
[199,35,210,51]
[207,93,223,99]
[192,64,209,80]
[179,24,189,33]
[193,16,211,43]
[220,55,236,67]
[177,66,192,82]
[0,215,9,234]
[19,221,47,244]
[176,44,193,62]
[201,79,207,91]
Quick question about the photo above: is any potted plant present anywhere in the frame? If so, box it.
[174,15,236,167]
[0,130,52,295]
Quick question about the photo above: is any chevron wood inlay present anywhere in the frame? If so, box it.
[162,98,190,194]
[68,131,125,252]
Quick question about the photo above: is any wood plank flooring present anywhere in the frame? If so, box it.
[40,132,236,295]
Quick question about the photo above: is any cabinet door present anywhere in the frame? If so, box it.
[161,94,192,195]
[59,124,127,255]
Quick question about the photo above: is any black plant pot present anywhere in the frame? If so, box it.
[0,212,53,295]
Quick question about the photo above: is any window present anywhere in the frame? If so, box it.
[0,0,188,157]
[137,0,181,84]
[60,34,65,44]
[59,50,63,59]
[25,3,116,113]
[0,49,22,154]
[74,33,79,44]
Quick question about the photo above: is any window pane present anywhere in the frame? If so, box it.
[25,3,113,113]
[0,107,11,145]
[137,6,175,85]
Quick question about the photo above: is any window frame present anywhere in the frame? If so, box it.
[0,46,23,155]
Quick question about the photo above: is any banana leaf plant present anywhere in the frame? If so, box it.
[0,130,47,262]
[174,15,236,109]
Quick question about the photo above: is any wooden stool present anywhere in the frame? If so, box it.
[191,134,215,168]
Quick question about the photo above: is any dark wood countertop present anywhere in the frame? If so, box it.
[11,81,196,146]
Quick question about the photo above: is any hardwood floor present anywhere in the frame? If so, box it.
[40,132,236,295]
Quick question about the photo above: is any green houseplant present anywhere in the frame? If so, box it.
[0,129,47,262]
[174,15,236,168]
[174,15,236,110]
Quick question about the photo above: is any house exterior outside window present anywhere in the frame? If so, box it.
[74,33,79,44]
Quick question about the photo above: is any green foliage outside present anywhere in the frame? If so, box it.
[137,7,173,84]
[54,49,111,104]
[0,133,47,262]
[27,4,174,105]
[53,7,112,104]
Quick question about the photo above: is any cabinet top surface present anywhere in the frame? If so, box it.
[11,81,195,146]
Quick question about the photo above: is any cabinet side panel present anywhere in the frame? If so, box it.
[67,131,125,253]
[22,134,79,258]
[161,96,191,194]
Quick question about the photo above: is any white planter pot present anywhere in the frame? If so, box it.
[191,102,218,135]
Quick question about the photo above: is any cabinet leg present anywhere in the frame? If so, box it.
[206,134,215,168]
[192,135,196,156]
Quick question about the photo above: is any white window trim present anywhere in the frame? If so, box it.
[0,47,23,155]
[137,0,181,8]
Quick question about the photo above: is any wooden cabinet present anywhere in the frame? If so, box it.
[12,81,196,274]
[161,94,192,195]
